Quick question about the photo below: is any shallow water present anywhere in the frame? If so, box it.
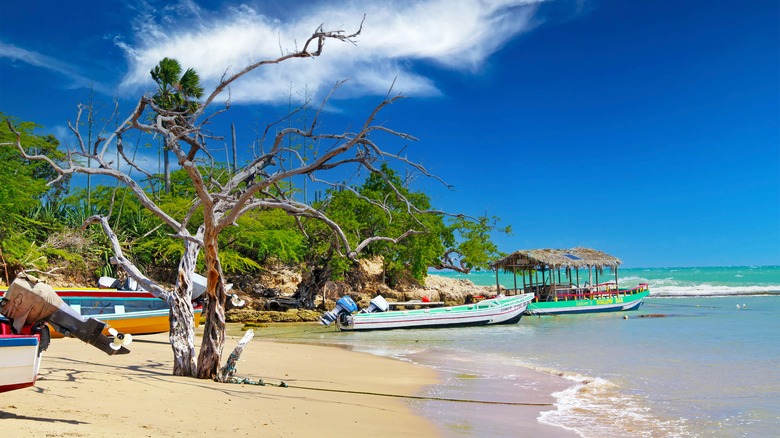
[241,266,780,437]
[288,296,779,437]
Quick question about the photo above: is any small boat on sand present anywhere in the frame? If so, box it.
[0,326,43,393]
[490,247,650,315]
[1,273,130,355]
[0,274,208,337]
[320,293,534,331]
[44,288,202,337]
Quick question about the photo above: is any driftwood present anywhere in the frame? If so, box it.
[216,329,255,383]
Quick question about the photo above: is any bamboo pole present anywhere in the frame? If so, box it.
[576,269,579,288]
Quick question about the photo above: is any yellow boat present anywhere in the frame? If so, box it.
[1,286,202,337]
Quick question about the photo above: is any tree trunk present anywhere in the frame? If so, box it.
[216,329,254,382]
[196,235,227,379]
[164,146,171,195]
[293,264,333,309]
[168,241,199,376]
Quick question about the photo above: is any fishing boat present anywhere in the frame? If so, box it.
[0,275,207,337]
[0,316,45,393]
[0,332,42,392]
[48,287,200,336]
[490,247,650,315]
[320,293,534,331]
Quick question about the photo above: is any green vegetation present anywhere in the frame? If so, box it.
[311,165,450,285]
[0,113,506,290]
[0,114,69,276]
[150,57,204,114]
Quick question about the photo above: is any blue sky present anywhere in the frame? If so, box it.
[1,0,778,268]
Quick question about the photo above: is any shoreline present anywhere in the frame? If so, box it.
[2,331,442,437]
[407,349,580,437]
[3,324,581,437]
[248,323,580,437]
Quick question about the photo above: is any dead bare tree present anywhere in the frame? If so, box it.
[2,20,454,380]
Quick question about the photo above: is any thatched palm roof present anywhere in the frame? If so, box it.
[490,247,622,273]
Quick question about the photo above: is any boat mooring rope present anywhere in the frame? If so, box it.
[227,376,553,407]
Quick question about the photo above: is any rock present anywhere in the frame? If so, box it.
[224,260,500,323]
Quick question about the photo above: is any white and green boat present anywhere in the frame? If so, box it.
[490,247,650,316]
[320,293,535,331]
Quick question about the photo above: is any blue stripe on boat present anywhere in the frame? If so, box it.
[0,337,39,347]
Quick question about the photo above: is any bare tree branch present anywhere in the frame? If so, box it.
[81,215,173,301]
[2,18,476,379]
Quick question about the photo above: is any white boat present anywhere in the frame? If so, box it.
[0,330,42,393]
[320,294,534,331]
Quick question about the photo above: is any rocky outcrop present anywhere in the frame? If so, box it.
[226,257,499,320]
[399,275,497,306]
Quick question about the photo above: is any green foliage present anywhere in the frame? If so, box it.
[0,232,47,274]
[307,164,508,285]
[446,216,511,272]
[309,165,448,285]
[150,58,204,114]
[0,111,507,289]
[202,249,262,275]
[221,209,306,267]
[56,177,305,277]
[0,114,69,277]
[131,235,183,270]
[0,115,58,222]
[328,255,352,281]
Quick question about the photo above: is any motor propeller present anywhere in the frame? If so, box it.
[108,327,133,350]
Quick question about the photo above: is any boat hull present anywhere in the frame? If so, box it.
[0,335,41,393]
[1,288,202,337]
[338,294,533,331]
[526,290,650,315]
[48,307,203,338]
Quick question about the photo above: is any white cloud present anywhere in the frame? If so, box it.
[118,0,545,104]
[0,42,111,93]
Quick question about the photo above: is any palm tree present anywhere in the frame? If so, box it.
[150,58,204,194]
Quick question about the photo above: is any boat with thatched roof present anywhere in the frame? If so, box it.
[489,247,649,315]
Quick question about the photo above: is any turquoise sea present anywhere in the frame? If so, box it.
[270,266,780,437]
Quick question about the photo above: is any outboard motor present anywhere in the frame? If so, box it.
[320,296,358,326]
[360,295,389,313]
[98,276,121,289]
[123,277,139,291]
[1,273,130,355]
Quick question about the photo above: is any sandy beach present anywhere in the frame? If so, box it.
[3,331,441,437]
[2,326,578,437]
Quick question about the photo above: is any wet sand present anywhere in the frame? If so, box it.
[406,350,580,437]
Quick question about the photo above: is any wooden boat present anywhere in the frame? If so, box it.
[0,334,41,393]
[490,247,650,316]
[526,283,649,315]
[1,283,202,337]
[48,289,201,337]
[0,318,43,393]
[321,293,534,331]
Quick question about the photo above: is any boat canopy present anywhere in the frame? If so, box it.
[490,247,622,274]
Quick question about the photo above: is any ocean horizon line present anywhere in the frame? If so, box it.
[430,264,780,273]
